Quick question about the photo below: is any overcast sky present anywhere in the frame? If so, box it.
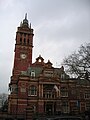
[0,0,90,93]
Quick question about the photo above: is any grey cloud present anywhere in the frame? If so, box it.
[0,0,90,93]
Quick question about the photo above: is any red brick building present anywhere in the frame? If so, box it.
[8,14,90,120]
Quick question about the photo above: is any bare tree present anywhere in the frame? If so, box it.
[63,43,90,80]
[0,93,8,112]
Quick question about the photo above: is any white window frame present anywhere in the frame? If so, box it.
[31,70,35,78]
[28,86,37,96]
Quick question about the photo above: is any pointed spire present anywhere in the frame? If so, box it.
[22,13,29,27]
[25,13,27,20]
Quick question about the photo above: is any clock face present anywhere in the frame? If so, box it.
[20,53,27,59]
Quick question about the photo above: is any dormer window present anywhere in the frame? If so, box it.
[38,59,41,62]
[36,55,44,64]
[31,70,35,78]
[61,73,65,80]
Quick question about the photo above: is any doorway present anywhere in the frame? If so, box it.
[45,102,54,115]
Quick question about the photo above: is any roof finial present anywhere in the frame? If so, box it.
[25,13,27,19]
[30,23,31,29]
[20,21,22,27]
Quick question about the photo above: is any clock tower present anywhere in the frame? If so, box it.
[8,14,34,117]
[13,13,34,75]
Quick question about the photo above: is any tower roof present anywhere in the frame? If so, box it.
[21,13,29,28]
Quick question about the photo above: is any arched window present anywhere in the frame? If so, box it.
[31,70,35,78]
[28,85,37,96]
[27,39,30,45]
[24,38,26,45]
[20,38,22,44]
